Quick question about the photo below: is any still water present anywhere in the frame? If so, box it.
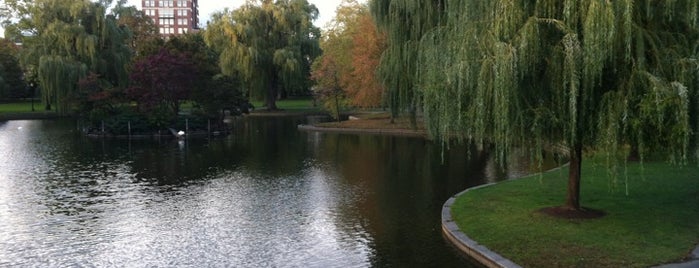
[0,117,538,267]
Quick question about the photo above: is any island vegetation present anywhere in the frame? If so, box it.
[0,0,320,136]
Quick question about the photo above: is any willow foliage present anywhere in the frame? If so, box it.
[419,0,699,166]
[13,0,130,114]
[370,0,445,122]
[204,0,321,110]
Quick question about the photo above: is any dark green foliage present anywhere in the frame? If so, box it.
[191,74,247,120]
[0,39,27,99]
[102,108,151,134]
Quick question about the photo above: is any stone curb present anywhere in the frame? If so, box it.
[297,124,426,138]
[443,163,699,268]
[653,245,699,268]
[440,165,572,268]
[441,183,522,268]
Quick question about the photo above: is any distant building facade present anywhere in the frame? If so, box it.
[142,0,199,36]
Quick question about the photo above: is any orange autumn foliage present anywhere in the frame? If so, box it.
[312,1,386,109]
[345,14,386,108]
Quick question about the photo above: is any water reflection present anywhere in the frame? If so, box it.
[0,118,551,267]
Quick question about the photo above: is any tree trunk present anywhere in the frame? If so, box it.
[409,104,417,130]
[334,88,341,122]
[266,75,278,110]
[279,87,288,100]
[565,143,583,210]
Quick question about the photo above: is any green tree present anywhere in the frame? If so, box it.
[370,0,444,123]
[165,33,218,80]
[204,0,321,110]
[112,0,159,59]
[0,38,26,98]
[166,33,246,120]
[6,0,130,114]
[416,1,699,212]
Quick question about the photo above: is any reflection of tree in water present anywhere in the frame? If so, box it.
[311,134,495,267]
[233,117,310,177]
[3,117,556,266]
[126,116,311,185]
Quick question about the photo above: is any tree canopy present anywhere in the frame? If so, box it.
[0,38,26,98]
[5,0,131,114]
[204,0,321,110]
[410,0,699,211]
[370,0,445,122]
[128,48,198,119]
[312,0,386,110]
[112,0,158,59]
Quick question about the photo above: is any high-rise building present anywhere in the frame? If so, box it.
[142,0,199,36]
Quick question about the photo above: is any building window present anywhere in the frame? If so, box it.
[177,1,187,8]
[179,28,188,34]
[177,9,187,16]
[160,9,174,17]
[144,1,155,7]
[145,9,155,16]
[159,18,174,25]
[158,1,173,7]
[159,27,174,34]
[177,18,188,26]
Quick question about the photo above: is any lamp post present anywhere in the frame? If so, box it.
[29,83,35,112]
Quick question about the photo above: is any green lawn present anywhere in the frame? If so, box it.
[251,97,320,111]
[452,159,699,267]
[0,100,44,114]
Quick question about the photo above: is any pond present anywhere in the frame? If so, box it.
[0,117,545,267]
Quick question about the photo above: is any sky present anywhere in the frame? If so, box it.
[1,0,362,38]
[127,0,351,28]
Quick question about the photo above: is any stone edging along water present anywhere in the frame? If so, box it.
[442,183,522,268]
[441,164,570,268]
[443,164,699,268]
[300,121,519,267]
[298,123,699,267]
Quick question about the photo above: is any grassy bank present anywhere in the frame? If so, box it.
[315,112,425,131]
[251,97,321,112]
[451,159,699,267]
[0,100,43,114]
[0,100,58,120]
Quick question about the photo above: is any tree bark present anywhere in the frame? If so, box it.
[334,87,341,122]
[266,74,278,110]
[565,143,583,210]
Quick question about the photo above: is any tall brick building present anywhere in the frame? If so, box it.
[142,0,199,36]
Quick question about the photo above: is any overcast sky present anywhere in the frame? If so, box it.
[1,0,364,38]
[127,0,353,28]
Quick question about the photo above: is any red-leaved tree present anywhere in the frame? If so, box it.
[128,49,199,117]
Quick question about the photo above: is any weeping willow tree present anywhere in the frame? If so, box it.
[418,1,699,212]
[370,0,445,124]
[7,0,130,115]
[204,0,321,110]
